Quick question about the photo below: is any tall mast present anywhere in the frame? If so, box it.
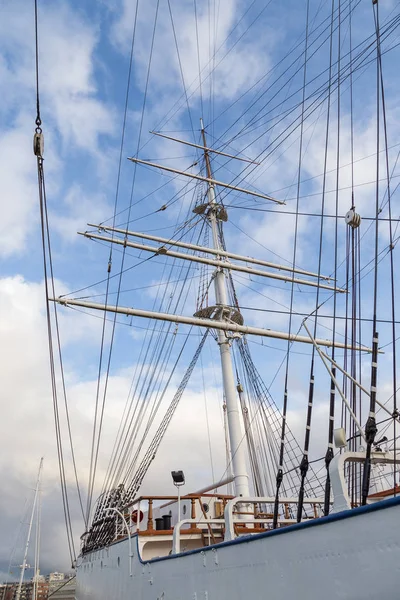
[32,464,43,600]
[16,458,43,600]
[200,119,250,500]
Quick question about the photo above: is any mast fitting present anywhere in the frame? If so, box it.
[345,209,361,228]
[193,202,228,221]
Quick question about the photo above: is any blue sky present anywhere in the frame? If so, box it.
[1,0,400,577]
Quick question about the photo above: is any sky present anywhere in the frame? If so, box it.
[1,0,400,581]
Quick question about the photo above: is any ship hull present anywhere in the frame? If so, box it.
[76,496,400,599]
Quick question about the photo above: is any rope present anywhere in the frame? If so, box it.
[100,216,203,496]
[85,0,162,520]
[34,0,41,133]
[272,0,315,526]
[289,0,313,524]
[375,0,398,493]
[37,155,76,565]
[324,0,342,512]
[33,0,85,562]
[167,0,196,142]
[361,0,382,505]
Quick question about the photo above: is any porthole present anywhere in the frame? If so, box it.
[117,556,120,567]
[183,504,187,515]
[169,510,172,517]
[202,503,209,513]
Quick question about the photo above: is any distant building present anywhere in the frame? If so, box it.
[0,582,33,600]
[0,571,76,600]
[0,574,69,600]
[48,573,64,583]
[0,584,14,600]
[34,581,49,600]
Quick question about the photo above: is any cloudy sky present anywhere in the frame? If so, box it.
[1,0,400,581]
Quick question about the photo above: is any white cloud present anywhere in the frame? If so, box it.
[0,275,228,572]
[110,0,273,131]
[0,0,116,258]
[0,119,39,257]
[50,185,111,243]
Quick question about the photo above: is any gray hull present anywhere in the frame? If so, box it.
[76,497,400,599]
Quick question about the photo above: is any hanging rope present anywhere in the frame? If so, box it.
[272,0,315,529]
[361,0,381,505]
[323,0,341,516]
[291,0,313,524]
[375,0,398,494]
[33,0,87,563]
[33,0,41,134]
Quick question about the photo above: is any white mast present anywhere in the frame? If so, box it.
[32,464,43,600]
[16,458,43,600]
[200,119,250,500]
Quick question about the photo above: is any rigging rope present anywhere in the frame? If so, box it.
[100,210,204,497]
[85,0,162,522]
[85,330,208,551]
[375,0,398,494]
[290,0,313,524]
[325,0,342,512]
[361,0,382,505]
[33,0,87,562]
[272,0,323,528]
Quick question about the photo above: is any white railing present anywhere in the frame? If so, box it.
[105,508,133,576]
[223,496,325,541]
[171,495,325,554]
[172,519,225,554]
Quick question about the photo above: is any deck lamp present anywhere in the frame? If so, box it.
[171,470,185,525]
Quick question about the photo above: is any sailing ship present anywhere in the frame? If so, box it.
[33,0,400,597]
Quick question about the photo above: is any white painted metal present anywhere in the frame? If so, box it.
[302,320,367,441]
[128,156,284,203]
[223,495,325,541]
[75,499,400,600]
[79,230,343,292]
[86,223,333,280]
[105,508,133,577]
[172,519,225,554]
[329,451,398,513]
[32,466,42,600]
[206,178,250,501]
[16,458,43,600]
[319,348,392,417]
[150,130,259,164]
[171,515,305,554]
[333,427,347,448]
[52,296,372,351]
[190,475,235,496]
